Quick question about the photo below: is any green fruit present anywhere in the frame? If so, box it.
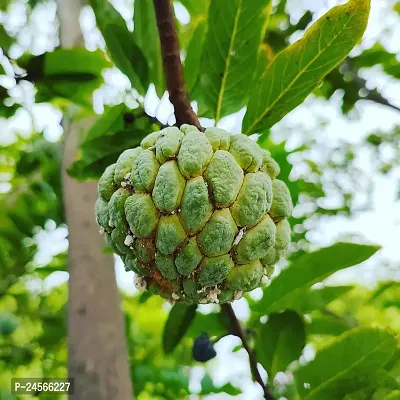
[260,150,280,179]
[95,126,292,303]
[226,259,264,291]
[269,179,293,221]
[261,219,291,267]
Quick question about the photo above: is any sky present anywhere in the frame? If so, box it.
[1,0,400,399]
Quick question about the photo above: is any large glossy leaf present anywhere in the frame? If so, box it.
[179,0,210,53]
[134,0,164,96]
[243,0,371,134]
[256,311,306,383]
[194,0,271,121]
[253,43,274,89]
[295,328,397,400]
[89,0,148,94]
[163,303,197,354]
[184,19,208,93]
[257,285,353,315]
[258,243,380,312]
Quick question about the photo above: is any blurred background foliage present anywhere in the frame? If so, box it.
[1,0,400,399]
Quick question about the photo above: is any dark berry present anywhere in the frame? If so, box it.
[192,333,217,362]
[123,112,135,125]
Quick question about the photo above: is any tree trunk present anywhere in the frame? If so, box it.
[57,1,133,399]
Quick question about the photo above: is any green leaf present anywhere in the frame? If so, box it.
[138,291,153,304]
[243,0,371,134]
[179,0,210,17]
[256,311,305,382]
[184,19,208,93]
[194,0,271,121]
[89,0,148,94]
[134,0,164,96]
[295,328,397,400]
[43,48,110,76]
[18,48,110,107]
[386,391,400,400]
[342,369,400,399]
[163,303,197,354]
[253,43,273,88]
[0,25,13,53]
[258,285,353,315]
[68,106,156,180]
[232,345,242,352]
[187,311,230,339]
[0,345,34,365]
[0,0,10,11]
[68,128,148,180]
[80,104,126,144]
[368,281,398,302]
[257,243,379,312]
[0,103,20,118]
[178,0,210,53]
[353,43,400,80]
[306,315,351,336]
[199,374,241,396]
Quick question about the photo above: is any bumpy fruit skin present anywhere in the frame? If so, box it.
[95,125,292,304]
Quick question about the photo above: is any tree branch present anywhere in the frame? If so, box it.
[364,91,400,113]
[153,0,201,129]
[222,304,275,400]
[342,58,400,113]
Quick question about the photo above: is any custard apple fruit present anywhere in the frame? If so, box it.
[95,125,292,304]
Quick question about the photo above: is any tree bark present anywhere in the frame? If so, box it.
[57,1,133,399]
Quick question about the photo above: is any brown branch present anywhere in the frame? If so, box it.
[153,0,201,129]
[222,304,276,400]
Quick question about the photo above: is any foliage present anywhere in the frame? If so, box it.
[1,0,400,399]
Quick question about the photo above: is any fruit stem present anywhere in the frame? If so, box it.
[222,304,276,400]
[153,0,202,130]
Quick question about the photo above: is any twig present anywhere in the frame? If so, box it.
[342,58,400,113]
[222,304,275,400]
[152,0,201,129]
[323,307,358,328]
[364,92,400,113]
